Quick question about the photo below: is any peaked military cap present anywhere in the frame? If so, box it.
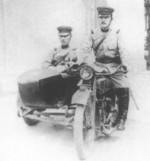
[57,26,72,36]
[97,7,114,15]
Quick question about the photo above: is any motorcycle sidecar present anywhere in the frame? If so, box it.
[17,68,79,125]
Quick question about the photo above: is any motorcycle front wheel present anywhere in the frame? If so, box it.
[74,96,95,160]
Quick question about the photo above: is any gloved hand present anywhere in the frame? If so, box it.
[65,61,76,68]
[66,52,77,62]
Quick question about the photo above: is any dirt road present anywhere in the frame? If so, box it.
[0,72,150,161]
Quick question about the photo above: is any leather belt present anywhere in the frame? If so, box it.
[96,57,117,64]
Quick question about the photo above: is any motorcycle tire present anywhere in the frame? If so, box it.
[74,97,95,160]
[23,117,39,126]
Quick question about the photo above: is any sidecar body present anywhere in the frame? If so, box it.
[17,68,79,110]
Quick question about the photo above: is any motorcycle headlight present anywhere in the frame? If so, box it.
[80,66,93,80]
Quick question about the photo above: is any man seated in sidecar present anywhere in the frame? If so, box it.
[42,26,77,72]
[17,26,80,121]
[76,6,130,130]
[39,26,80,105]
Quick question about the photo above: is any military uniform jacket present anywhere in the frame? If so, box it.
[42,46,77,68]
[77,27,129,73]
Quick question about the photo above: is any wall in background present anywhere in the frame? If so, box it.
[108,0,145,72]
[2,0,86,70]
[0,0,86,93]
[0,0,146,93]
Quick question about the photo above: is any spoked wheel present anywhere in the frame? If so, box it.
[17,94,39,126]
[23,116,39,126]
[74,94,95,160]
[21,107,39,126]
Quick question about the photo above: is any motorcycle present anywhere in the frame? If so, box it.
[17,62,123,160]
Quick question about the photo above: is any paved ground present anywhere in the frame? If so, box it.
[0,71,150,161]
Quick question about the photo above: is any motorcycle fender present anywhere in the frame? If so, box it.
[71,88,92,106]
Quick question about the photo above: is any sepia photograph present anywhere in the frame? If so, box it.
[0,0,150,161]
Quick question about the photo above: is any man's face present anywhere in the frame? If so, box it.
[98,14,112,29]
[59,33,72,46]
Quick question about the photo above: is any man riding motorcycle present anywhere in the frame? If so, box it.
[76,6,130,130]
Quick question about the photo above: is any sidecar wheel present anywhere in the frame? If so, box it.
[23,117,39,126]
[74,100,95,160]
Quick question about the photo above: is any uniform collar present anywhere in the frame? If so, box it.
[61,45,69,49]
[101,28,109,33]
[92,27,112,40]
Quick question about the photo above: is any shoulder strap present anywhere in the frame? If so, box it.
[93,36,107,53]
[93,29,111,53]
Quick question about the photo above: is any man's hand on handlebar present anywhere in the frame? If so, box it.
[65,61,80,69]
[65,61,81,73]
[65,61,74,68]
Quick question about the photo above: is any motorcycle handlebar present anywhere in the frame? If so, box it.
[65,63,84,73]
[65,62,127,76]
[95,64,127,76]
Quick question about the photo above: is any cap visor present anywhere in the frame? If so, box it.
[59,33,70,36]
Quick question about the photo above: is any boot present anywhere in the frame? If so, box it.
[115,88,129,130]
[117,119,126,130]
